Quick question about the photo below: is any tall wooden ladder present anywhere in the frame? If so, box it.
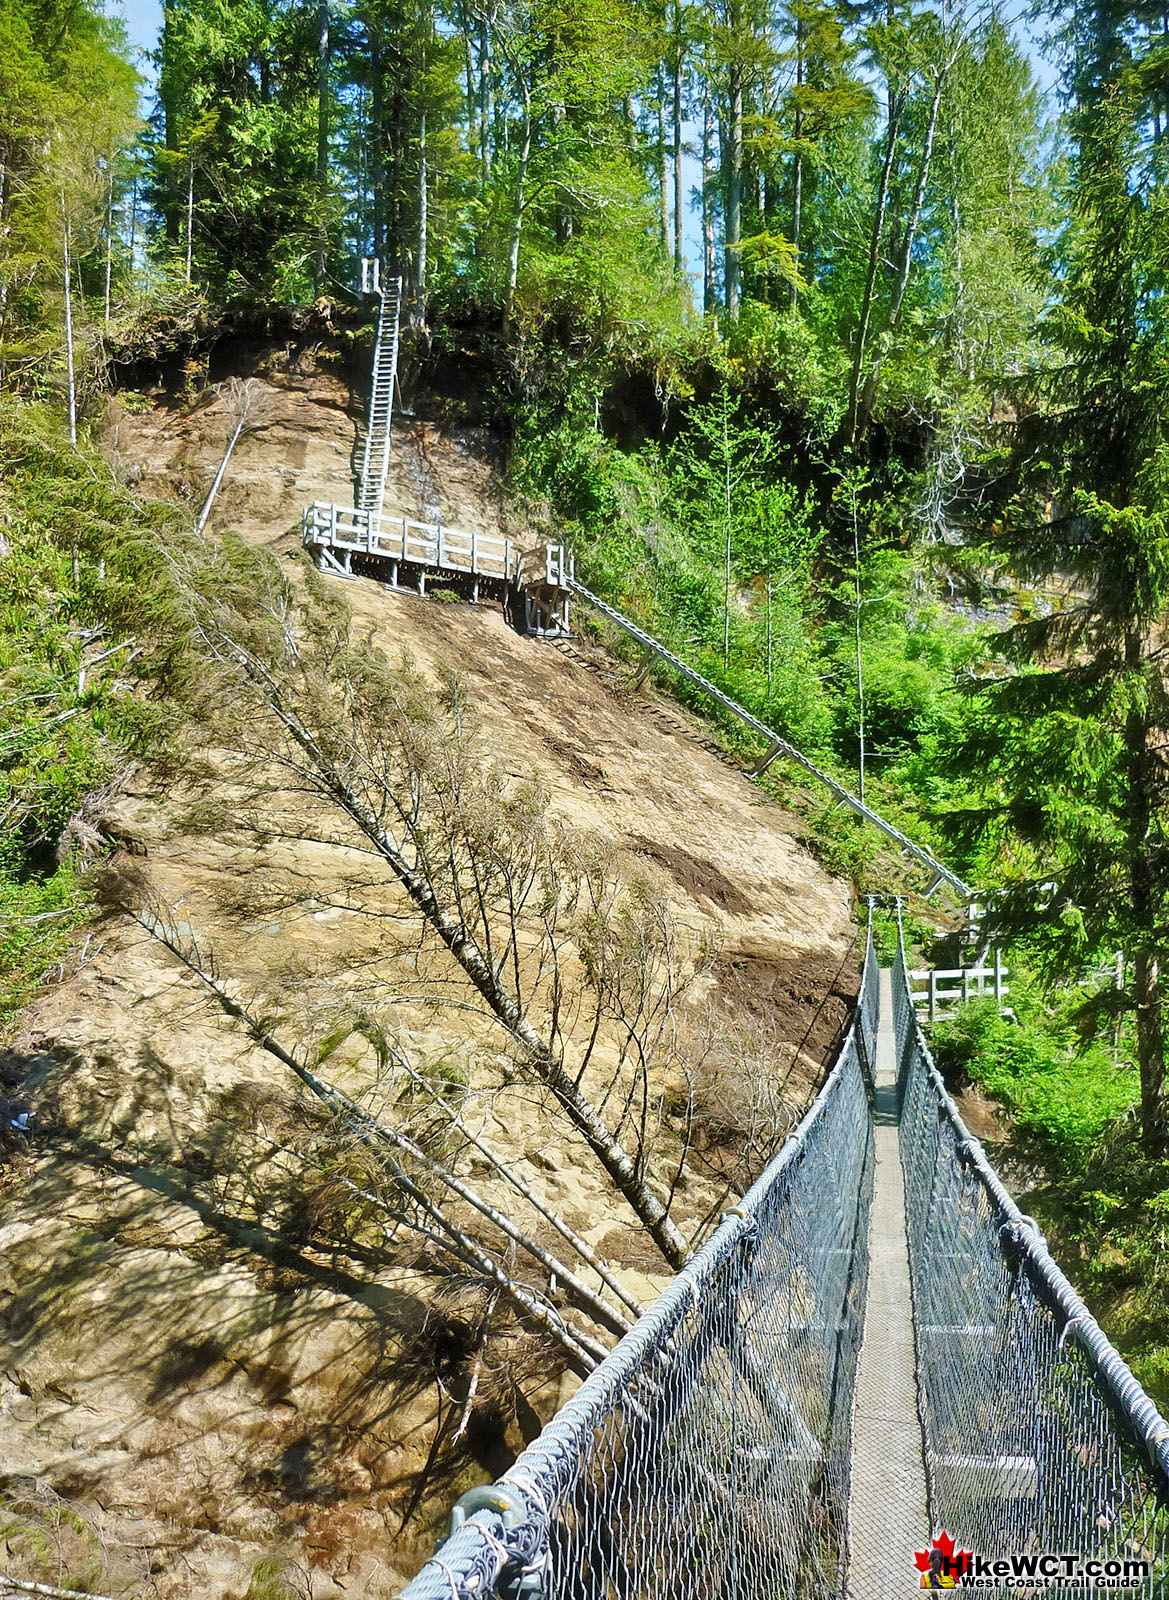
[357,274,403,518]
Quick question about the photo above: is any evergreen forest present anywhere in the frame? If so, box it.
[3,0,1169,1583]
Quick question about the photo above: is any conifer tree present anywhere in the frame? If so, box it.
[949,65,1169,1152]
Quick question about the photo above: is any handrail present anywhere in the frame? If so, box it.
[302,501,519,581]
[398,930,879,1600]
[893,917,1169,1494]
[358,276,403,516]
[567,576,972,900]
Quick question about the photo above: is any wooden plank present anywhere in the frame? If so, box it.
[912,986,1010,1006]
[908,967,1009,983]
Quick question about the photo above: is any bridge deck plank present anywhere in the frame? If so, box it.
[847,969,929,1598]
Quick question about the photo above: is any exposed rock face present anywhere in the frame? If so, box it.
[1,362,855,1598]
[103,368,523,552]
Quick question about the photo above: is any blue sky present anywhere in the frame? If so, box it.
[111,0,162,76]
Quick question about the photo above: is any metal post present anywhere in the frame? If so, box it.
[929,969,937,1024]
[994,949,1003,1009]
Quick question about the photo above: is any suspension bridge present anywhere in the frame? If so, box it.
[305,278,1169,1597]
[397,928,1169,1599]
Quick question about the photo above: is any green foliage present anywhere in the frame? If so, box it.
[243,1557,302,1600]
[0,851,84,1033]
[930,33,1169,1151]
[512,389,835,753]
[0,0,140,388]
[154,0,326,300]
[0,395,193,1025]
[930,995,1135,1166]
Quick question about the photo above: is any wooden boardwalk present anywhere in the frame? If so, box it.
[847,968,929,1598]
[301,502,573,634]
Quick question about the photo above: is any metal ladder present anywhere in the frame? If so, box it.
[357,274,403,517]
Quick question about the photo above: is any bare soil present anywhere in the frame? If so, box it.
[1,361,857,1598]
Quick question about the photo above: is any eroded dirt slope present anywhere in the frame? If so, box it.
[0,366,856,1599]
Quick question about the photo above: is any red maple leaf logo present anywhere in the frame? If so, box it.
[913,1529,972,1575]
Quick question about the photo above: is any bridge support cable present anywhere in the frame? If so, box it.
[357,274,403,518]
[564,575,972,901]
[399,937,881,1600]
[894,923,1169,1588]
[846,966,929,1598]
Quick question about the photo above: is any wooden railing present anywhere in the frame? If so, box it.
[909,953,1010,1019]
[302,500,519,583]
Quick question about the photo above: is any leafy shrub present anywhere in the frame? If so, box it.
[929,997,1135,1166]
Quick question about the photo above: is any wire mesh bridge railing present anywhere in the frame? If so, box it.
[400,935,880,1600]
[398,928,1169,1598]
[894,934,1169,1594]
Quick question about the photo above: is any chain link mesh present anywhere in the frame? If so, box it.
[400,939,879,1600]
[893,937,1169,1594]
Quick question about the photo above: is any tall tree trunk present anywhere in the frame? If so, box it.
[945,117,967,372]
[672,9,685,271]
[702,98,717,312]
[479,10,493,187]
[61,201,76,447]
[103,172,114,330]
[1127,632,1166,1153]
[552,99,571,243]
[315,0,330,293]
[416,109,428,321]
[458,2,477,155]
[185,152,194,283]
[852,488,866,802]
[725,61,743,319]
[722,398,732,665]
[161,0,180,242]
[371,27,387,264]
[657,68,670,250]
[504,85,532,330]
[790,8,805,309]
[858,68,946,432]
[847,87,903,440]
